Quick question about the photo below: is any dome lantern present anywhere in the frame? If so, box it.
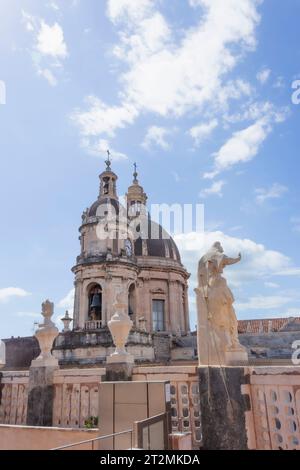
[127,163,147,218]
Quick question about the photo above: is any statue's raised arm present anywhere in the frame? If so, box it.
[223,252,241,267]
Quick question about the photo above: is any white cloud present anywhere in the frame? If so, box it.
[73,0,262,151]
[58,289,75,311]
[115,0,260,116]
[36,20,68,59]
[48,2,60,11]
[281,308,300,317]
[199,180,226,198]
[71,96,138,138]
[209,118,271,176]
[174,230,295,290]
[22,12,68,86]
[0,288,31,303]
[256,68,271,84]
[236,295,293,311]
[204,101,289,178]
[38,68,58,86]
[223,100,288,125]
[80,137,128,160]
[142,126,171,150]
[107,0,153,24]
[264,282,279,289]
[255,183,288,204]
[21,10,36,31]
[189,119,218,146]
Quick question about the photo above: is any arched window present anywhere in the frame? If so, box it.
[128,284,135,320]
[88,284,102,322]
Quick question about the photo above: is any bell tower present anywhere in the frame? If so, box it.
[126,163,147,218]
[98,150,118,200]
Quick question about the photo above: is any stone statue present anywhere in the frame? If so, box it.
[196,242,248,366]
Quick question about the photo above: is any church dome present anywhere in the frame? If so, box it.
[87,197,120,218]
[79,158,182,265]
[134,217,181,263]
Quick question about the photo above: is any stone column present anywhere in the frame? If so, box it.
[142,278,151,332]
[26,300,59,427]
[198,366,251,449]
[73,279,81,329]
[169,281,178,334]
[183,284,190,333]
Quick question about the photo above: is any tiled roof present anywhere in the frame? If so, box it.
[238,317,300,334]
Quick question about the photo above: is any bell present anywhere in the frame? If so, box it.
[90,294,101,309]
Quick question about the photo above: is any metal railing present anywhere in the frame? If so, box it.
[134,412,170,450]
[51,429,133,451]
[51,412,170,451]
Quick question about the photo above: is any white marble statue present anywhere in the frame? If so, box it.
[196,242,248,366]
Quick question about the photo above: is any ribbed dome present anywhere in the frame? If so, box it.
[133,217,181,262]
[88,197,120,217]
[85,199,181,263]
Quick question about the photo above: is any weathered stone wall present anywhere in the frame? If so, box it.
[52,368,105,428]
[249,366,300,450]
[2,329,155,369]
[153,334,171,362]
[2,337,40,369]
[0,368,106,429]
[53,328,154,366]
[239,331,300,362]
[0,371,29,425]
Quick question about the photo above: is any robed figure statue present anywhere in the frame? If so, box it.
[195,242,248,366]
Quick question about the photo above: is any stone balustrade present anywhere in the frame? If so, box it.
[84,320,103,330]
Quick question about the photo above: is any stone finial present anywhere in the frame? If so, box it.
[30,300,59,368]
[61,310,73,333]
[107,288,134,364]
[41,300,54,322]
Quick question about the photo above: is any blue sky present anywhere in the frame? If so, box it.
[1,0,300,337]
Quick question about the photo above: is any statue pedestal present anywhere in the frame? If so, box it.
[106,353,134,365]
[30,356,58,368]
[27,300,59,426]
[105,362,134,382]
[225,349,248,366]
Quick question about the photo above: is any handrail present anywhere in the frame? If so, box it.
[134,412,170,450]
[51,429,133,451]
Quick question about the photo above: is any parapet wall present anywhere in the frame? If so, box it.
[240,331,300,362]
[0,425,99,450]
